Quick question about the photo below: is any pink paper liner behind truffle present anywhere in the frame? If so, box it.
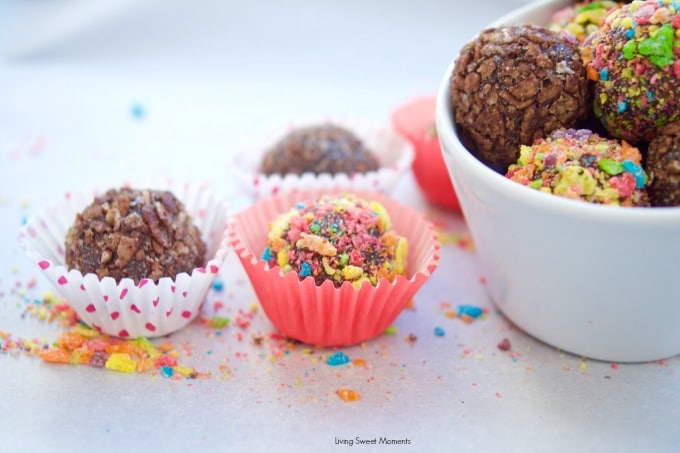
[231,117,415,199]
[18,181,230,339]
[227,189,440,347]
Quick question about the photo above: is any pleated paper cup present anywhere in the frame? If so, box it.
[226,189,440,347]
[18,180,230,339]
[231,117,414,199]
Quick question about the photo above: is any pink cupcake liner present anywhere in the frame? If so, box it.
[18,180,230,339]
[226,188,440,347]
[230,117,415,199]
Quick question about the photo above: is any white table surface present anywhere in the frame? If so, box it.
[2,1,679,452]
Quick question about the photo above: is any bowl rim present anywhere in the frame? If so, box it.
[435,0,680,226]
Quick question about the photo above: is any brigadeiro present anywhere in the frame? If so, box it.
[646,121,680,207]
[583,0,680,144]
[19,182,230,339]
[65,187,207,283]
[450,24,589,172]
[260,123,380,176]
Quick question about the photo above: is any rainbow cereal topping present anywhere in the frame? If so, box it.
[506,129,650,206]
[262,194,408,287]
[548,1,621,43]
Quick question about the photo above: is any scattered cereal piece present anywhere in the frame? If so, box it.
[105,353,137,373]
[497,338,511,351]
[327,351,350,366]
[383,326,398,335]
[434,327,445,337]
[336,388,361,402]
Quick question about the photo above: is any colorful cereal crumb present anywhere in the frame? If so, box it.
[337,388,361,402]
[383,325,398,335]
[37,324,203,378]
[327,351,350,366]
[497,338,511,351]
[434,327,445,337]
[208,316,230,329]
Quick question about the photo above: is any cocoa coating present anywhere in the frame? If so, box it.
[65,188,207,283]
[450,25,589,172]
[260,123,379,176]
[646,122,680,207]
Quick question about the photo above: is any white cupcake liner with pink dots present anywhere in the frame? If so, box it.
[230,117,414,199]
[18,180,230,339]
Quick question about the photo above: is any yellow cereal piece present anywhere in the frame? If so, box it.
[554,165,596,197]
[342,265,363,281]
[394,238,408,275]
[322,257,336,275]
[73,324,100,338]
[174,364,195,377]
[132,337,161,359]
[277,249,289,268]
[105,353,137,373]
[369,201,391,232]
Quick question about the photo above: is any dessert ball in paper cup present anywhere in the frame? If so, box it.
[18,181,230,339]
[226,189,440,347]
[231,118,414,199]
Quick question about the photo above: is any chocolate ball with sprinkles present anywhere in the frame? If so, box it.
[65,187,207,283]
[262,194,408,287]
[506,128,651,206]
[646,121,680,206]
[450,24,590,173]
[583,0,680,144]
[260,123,380,176]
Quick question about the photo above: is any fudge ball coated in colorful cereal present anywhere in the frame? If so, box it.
[506,128,650,206]
[548,1,622,44]
[262,194,408,287]
[450,24,589,173]
[584,0,680,143]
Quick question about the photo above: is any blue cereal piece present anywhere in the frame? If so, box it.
[434,327,445,337]
[622,160,647,189]
[457,305,483,318]
[327,351,350,366]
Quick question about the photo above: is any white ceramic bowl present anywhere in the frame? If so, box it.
[436,0,680,362]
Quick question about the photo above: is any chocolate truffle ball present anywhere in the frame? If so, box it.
[450,24,589,172]
[646,121,680,207]
[584,0,680,143]
[260,123,379,176]
[65,188,207,283]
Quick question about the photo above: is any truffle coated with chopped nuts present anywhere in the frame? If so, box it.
[646,121,680,207]
[260,123,379,176]
[65,188,207,283]
[450,24,589,172]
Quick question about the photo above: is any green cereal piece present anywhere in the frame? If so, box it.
[598,159,624,175]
